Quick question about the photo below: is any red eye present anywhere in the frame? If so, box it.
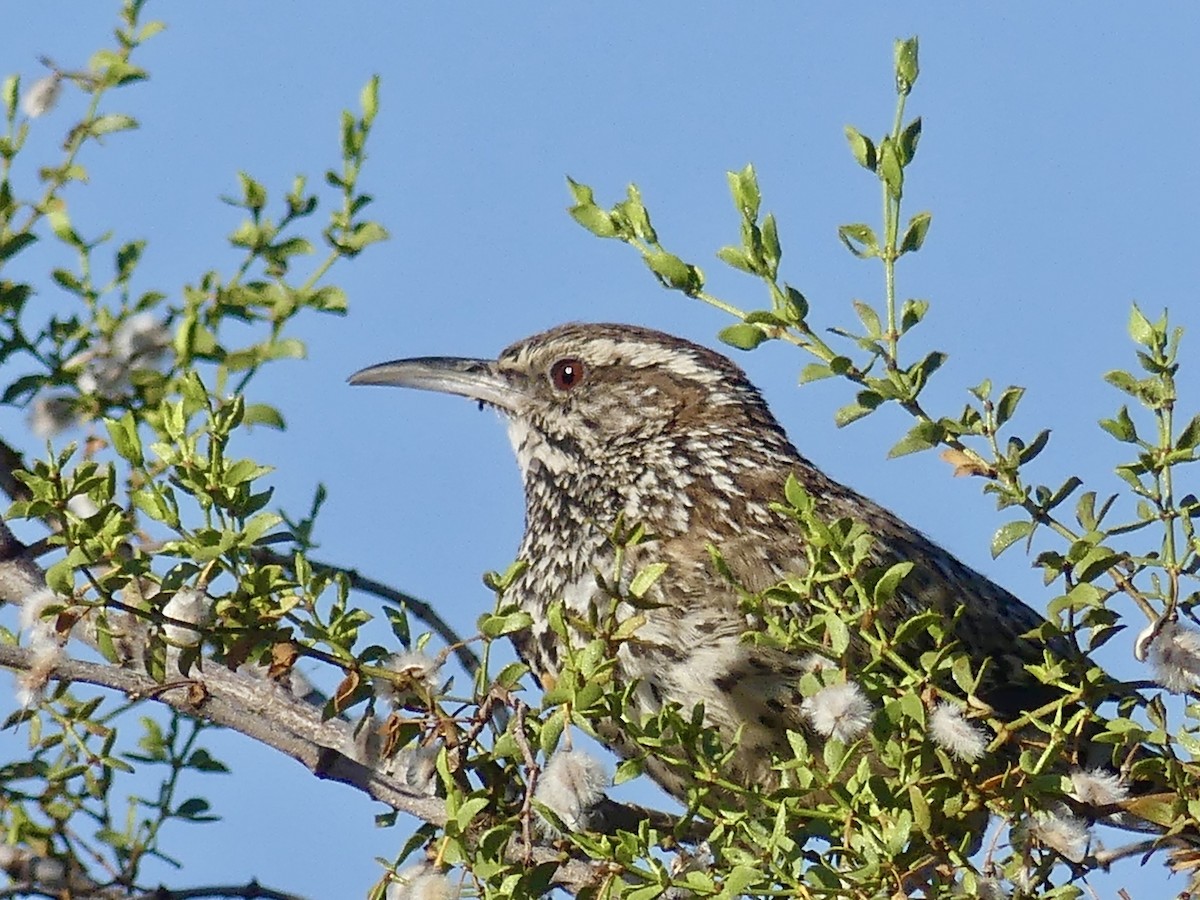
[550,357,585,391]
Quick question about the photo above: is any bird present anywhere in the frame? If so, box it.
[348,323,1138,809]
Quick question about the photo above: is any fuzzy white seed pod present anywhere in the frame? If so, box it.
[1069,767,1129,808]
[18,588,58,635]
[66,493,100,519]
[800,681,873,743]
[534,749,609,833]
[375,650,443,707]
[1145,620,1200,694]
[929,702,989,763]
[798,652,835,673]
[404,743,441,795]
[161,587,211,646]
[386,865,457,900]
[28,394,78,438]
[1024,806,1091,863]
[112,313,172,368]
[952,875,1010,899]
[21,73,62,118]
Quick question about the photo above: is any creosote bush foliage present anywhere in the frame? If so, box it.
[0,6,1197,900]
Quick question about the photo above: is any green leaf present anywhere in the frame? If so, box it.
[0,231,36,262]
[852,300,882,337]
[1099,406,1138,443]
[898,116,922,164]
[761,213,781,268]
[899,211,931,253]
[894,36,920,93]
[89,113,139,136]
[991,519,1033,557]
[799,363,834,384]
[834,391,882,427]
[1016,429,1051,464]
[994,387,1025,428]
[643,250,702,293]
[888,421,943,458]
[479,610,534,638]
[843,125,877,171]
[718,323,767,351]
[780,285,808,323]
[1176,413,1200,451]
[243,404,286,430]
[628,562,668,599]
[568,202,617,238]
[726,163,760,220]
[873,562,913,604]
[45,557,75,595]
[1,75,16,119]
[878,137,904,198]
[565,176,594,206]
[900,299,928,334]
[105,412,143,466]
[783,474,809,510]
[1127,303,1154,346]
[359,74,380,124]
[716,245,757,274]
[908,783,932,833]
[539,707,565,756]
[837,223,879,258]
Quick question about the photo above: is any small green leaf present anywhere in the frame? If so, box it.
[718,323,768,351]
[780,285,808,323]
[899,299,929,334]
[1099,406,1138,443]
[105,411,143,466]
[628,562,668,599]
[888,421,942,458]
[243,404,286,430]
[844,125,877,171]
[799,363,834,384]
[1176,413,1200,451]
[359,74,380,124]
[898,116,922,164]
[873,561,913,604]
[565,176,594,206]
[852,300,882,337]
[908,783,932,833]
[479,610,534,638]
[783,474,810,510]
[727,163,761,220]
[894,36,920,93]
[837,223,879,258]
[0,232,37,262]
[1127,303,1154,346]
[643,250,702,294]
[717,245,757,274]
[539,707,565,757]
[569,203,617,238]
[90,113,139,136]
[899,211,931,253]
[878,138,904,199]
[991,519,1034,557]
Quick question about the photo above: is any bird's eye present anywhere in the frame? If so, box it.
[549,357,585,391]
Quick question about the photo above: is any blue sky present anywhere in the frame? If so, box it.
[2,4,1199,897]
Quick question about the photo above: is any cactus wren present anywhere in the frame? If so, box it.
[350,323,1084,799]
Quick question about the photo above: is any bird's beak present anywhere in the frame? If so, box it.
[348,356,520,412]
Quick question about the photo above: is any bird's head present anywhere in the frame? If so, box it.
[349,323,784,480]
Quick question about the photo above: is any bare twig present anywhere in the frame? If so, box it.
[0,642,448,825]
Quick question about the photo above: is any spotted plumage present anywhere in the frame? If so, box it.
[350,323,1088,798]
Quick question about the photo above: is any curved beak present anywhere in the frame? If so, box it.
[348,356,521,412]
